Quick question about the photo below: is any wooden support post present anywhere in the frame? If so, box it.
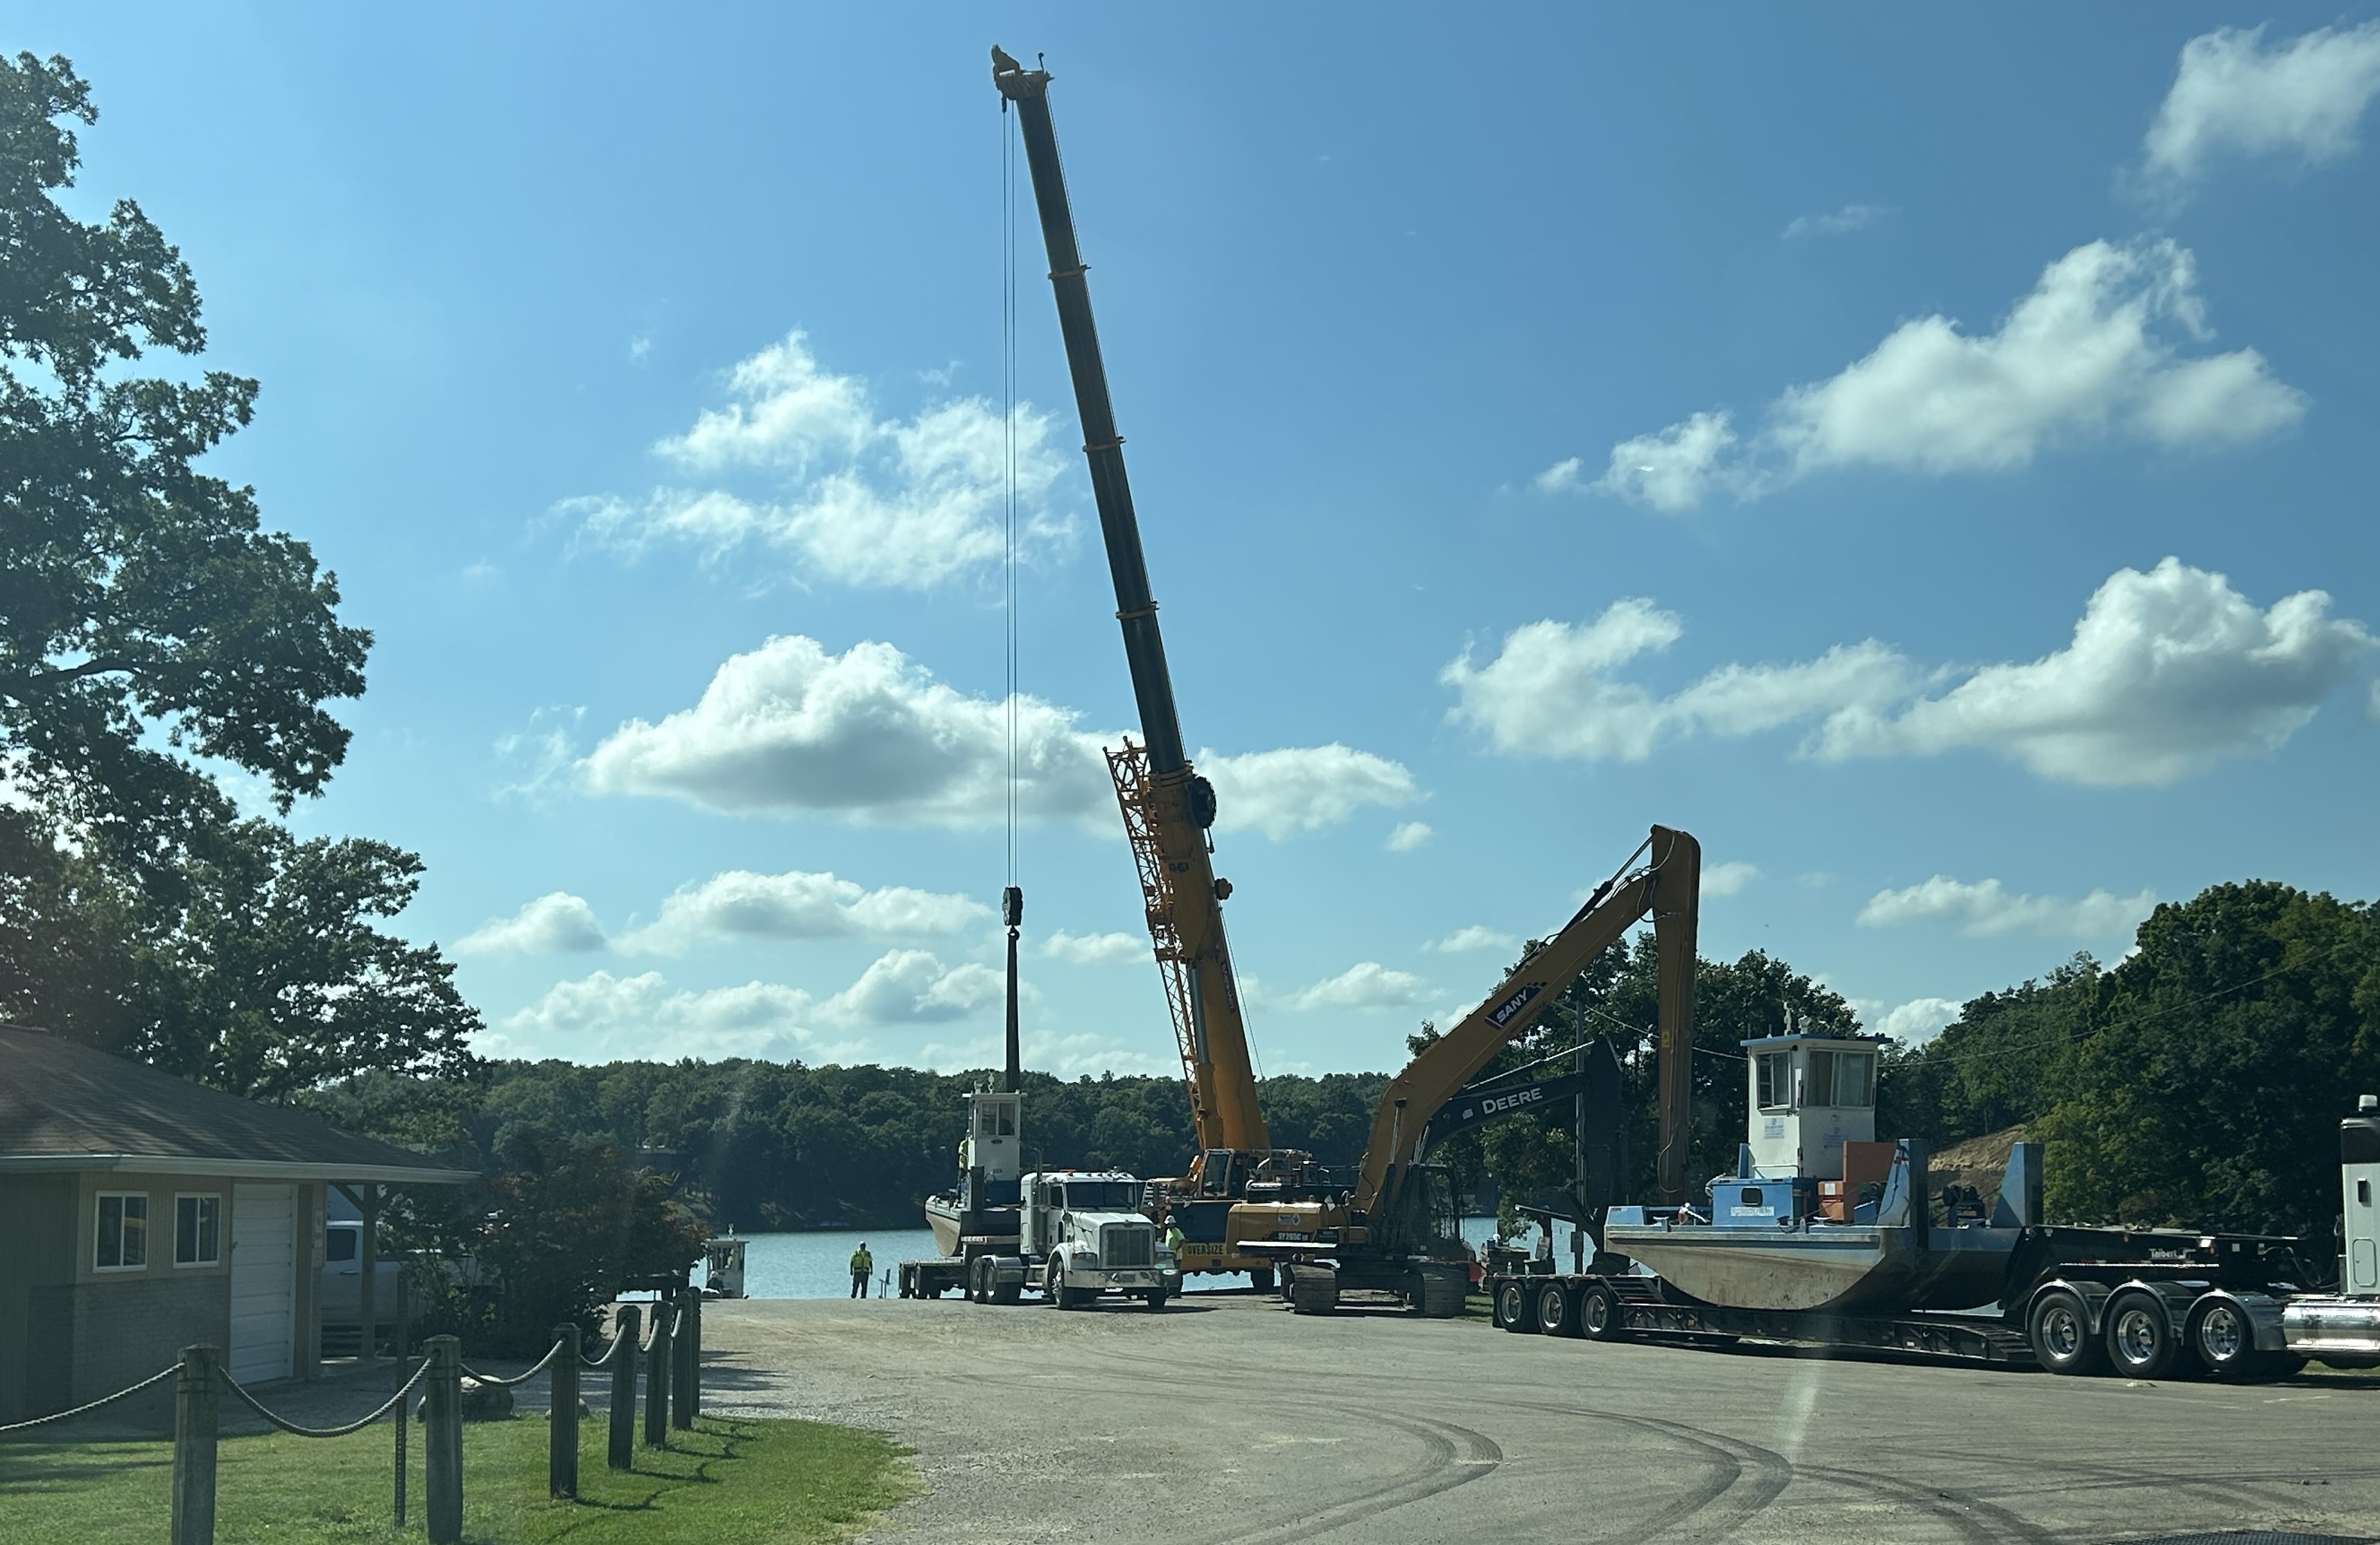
[170,1344,219,1545]
[550,1324,580,1499]
[643,1301,672,1447]
[394,1356,408,1529]
[422,1335,463,1545]
[606,1305,638,1472]
[677,1292,700,1425]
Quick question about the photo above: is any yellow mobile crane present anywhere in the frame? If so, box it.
[1236,826,1703,1316]
[992,47,1306,1286]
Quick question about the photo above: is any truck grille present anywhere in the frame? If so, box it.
[1101,1225,1155,1268]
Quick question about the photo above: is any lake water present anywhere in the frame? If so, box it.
[698,1216,1536,1299]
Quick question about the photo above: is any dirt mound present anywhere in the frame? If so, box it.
[1930,1125,2024,1203]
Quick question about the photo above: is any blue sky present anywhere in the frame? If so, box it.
[24,6,2380,1076]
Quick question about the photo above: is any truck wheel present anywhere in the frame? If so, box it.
[1496,1280,1534,1334]
[1044,1263,1064,1306]
[968,1257,989,1304]
[2103,1291,2178,1378]
[1249,1268,1275,1294]
[1535,1283,1578,1337]
[2187,1296,2260,1377]
[1580,1284,1626,1341]
[2028,1288,2106,1375]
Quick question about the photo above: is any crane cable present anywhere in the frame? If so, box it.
[1002,96,1020,889]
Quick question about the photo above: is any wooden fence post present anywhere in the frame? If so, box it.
[170,1344,218,1545]
[607,1305,638,1472]
[394,1354,408,1530]
[422,1335,463,1545]
[550,1324,580,1499]
[643,1301,672,1447]
[674,1291,699,1426]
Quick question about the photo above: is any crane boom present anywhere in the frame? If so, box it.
[1358,826,1701,1217]
[992,46,1269,1155]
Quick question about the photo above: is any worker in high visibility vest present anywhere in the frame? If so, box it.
[849,1242,875,1298]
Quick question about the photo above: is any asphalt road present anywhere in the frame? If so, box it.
[700,1289,2380,1545]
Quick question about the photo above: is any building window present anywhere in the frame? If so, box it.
[96,1192,149,1271]
[175,1194,222,1266]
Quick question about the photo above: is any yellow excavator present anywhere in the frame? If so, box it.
[992,47,1309,1288]
[1235,826,1704,1316]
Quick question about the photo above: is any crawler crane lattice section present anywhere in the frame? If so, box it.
[1109,740,1205,1128]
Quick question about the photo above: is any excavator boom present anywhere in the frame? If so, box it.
[1358,826,1700,1217]
[992,47,1268,1155]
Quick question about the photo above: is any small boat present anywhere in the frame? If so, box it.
[701,1234,748,1299]
[1603,1030,2028,1313]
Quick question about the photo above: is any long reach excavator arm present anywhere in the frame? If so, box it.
[1360,826,1703,1221]
[992,47,1269,1159]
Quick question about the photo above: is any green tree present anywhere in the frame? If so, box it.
[1,53,368,867]
[472,1140,708,1353]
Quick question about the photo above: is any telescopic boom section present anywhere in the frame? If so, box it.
[992,46,1268,1155]
[1358,826,1701,1216]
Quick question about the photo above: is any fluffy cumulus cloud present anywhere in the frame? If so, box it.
[1285,961,1428,1011]
[564,330,1069,591]
[620,869,988,954]
[1197,744,1419,839]
[584,635,1114,828]
[1385,821,1433,852]
[1701,861,1760,898]
[583,634,1418,839]
[1858,877,2155,940]
[1561,240,2304,512]
[822,949,1004,1027]
[497,970,830,1062]
[1428,925,1515,954]
[1446,559,2372,786]
[2143,22,2380,191]
[456,892,609,956]
[1044,929,1146,966]
[1871,997,1963,1045]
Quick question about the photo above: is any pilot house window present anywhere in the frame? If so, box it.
[1756,1054,1789,1112]
[1805,1050,1875,1108]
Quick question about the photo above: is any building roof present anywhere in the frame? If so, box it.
[0,1025,473,1185]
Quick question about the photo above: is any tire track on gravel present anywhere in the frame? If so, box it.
[1205,1411,1503,1545]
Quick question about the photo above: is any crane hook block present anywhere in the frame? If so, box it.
[1187,776,1218,830]
[1213,878,1233,901]
[1001,885,1024,929]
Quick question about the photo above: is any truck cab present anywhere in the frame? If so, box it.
[1020,1171,1171,1310]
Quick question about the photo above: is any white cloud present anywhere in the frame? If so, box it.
[583,635,1114,828]
[620,869,988,954]
[1783,203,1885,241]
[456,892,609,956]
[1815,559,2373,785]
[1584,412,1742,512]
[1534,457,1585,494]
[1701,861,1760,898]
[1197,744,1419,839]
[497,969,830,1062]
[1442,599,1909,763]
[1044,929,1146,966]
[1858,876,2155,940]
[493,706,586,801]
[1579,240,2303,512]
[2144,22,2380,189]
[567,330,1070,591]
[1428,925,1516,954]
[1448,560,2371,786]
[1285,961,1428,1011]
[823,949,1005,1026]
[1872,996,1963,1046]
[1385,821,1433,852]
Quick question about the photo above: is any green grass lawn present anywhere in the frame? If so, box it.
[0,1413,916,1545]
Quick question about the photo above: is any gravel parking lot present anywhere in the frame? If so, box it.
[695,1289,2380,1544]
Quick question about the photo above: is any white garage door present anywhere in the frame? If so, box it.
[229,1183,296,1385]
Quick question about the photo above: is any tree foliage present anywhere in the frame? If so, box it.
[0,52,369,867]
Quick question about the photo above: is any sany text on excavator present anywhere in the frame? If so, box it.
[992,45,1311,1287]
[1236,827,1703,1317]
